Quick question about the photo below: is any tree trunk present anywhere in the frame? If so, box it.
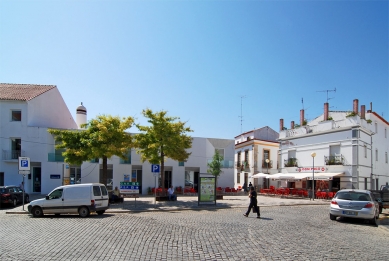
[102,155,108,186]
[160,147,165,192]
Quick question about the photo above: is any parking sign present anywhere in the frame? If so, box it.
[151,164,160,173]
[18,157,30,171]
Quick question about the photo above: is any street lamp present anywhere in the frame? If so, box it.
[311,152,316,201]
[265,159,270,189]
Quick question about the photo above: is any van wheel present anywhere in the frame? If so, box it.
[78,207,90,218]
[32,207,43,217]
[96,210,105,215]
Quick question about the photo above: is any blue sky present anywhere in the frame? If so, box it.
[1,0,388,139]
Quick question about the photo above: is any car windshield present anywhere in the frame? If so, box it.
[336,192,371,201]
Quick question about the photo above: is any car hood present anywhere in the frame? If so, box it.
[29,198,46,205]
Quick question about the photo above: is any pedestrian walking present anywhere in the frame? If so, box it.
[243,182,247,192]
[243,186,260,218]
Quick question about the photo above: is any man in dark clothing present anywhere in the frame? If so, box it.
[243,186,260,218]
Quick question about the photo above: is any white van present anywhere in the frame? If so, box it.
[28,183,109,217]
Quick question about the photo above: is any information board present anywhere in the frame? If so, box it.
[120,181,140,194]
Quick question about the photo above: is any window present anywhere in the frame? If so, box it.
[11,138,21,159]
[376,149,378,161]
[48,189,63,199]
[385,128,387,138]
[11,110,21,121]
[352,129,359,138]
[386,152,388,164]
[375,122,378,133]
[264,150,269,161]
[178,161,184,166]
[216,148,224,158]
[244,150,249,163]
[364,178,368,190]
[237,172,241,183]
[93,186,102,196]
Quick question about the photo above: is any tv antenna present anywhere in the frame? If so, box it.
[317,88,336,103]
[239,96,246,133]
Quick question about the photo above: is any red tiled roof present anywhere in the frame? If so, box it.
[0,83,56,101]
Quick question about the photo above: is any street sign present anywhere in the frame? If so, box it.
[18,157,30,171]
[120,182,139,194]
[151,164,160,173]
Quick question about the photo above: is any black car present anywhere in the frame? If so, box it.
[0,186,30,207]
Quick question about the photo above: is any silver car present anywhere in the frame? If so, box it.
[329,189,379,226]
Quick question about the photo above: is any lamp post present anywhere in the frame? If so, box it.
[311,152,316,201]
[265,159,270,188]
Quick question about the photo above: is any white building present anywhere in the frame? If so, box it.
[234,127,279,190]
[278,99,389,192]
[0,83,235,195]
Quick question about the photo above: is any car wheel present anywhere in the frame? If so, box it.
[32,207,43,217]
[25,196,29,204]
[78,206,90,218]
[96,210,105,215]
[12,198,17,207]
[329,214,336,221]
[370,215,378,227]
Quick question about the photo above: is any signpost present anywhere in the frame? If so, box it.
[18,157,30,211]
[151,164,160,206]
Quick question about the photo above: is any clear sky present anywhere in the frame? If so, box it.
[1,0,388,139]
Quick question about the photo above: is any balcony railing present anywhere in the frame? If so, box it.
[208,160,234,168]
[262,160,273,168]
[48,153,65,162]
[324,155,344,165]
[284,158,298,167]
[2,150,25,160]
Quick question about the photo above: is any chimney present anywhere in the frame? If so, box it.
[361,105,366,119]
[367,102,372,113]
[353,99,359,114]
[324,103,329,121]
[291,121,295,129]
[300,109,305,126]
[280,119,284,131]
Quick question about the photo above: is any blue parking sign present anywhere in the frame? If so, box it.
[151,164,160,173]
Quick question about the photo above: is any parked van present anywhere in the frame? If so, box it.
[28,183,109,217]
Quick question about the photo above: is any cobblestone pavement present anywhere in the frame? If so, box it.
[1,205,388,261]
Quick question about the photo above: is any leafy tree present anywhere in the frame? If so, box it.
[48,115,135,185]
[207,150,224,185]
[135,109,193,191]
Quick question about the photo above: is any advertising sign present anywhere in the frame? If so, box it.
[199,177,216,202]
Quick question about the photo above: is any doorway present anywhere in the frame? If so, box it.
[164,171,172,188]
[0,172,4,186]
[33,167,41,192]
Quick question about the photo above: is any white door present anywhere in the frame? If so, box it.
[43,188,64,214]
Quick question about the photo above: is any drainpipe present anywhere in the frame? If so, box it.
[371,132,374,190]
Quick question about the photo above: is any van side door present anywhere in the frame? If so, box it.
[44,188,64,214]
